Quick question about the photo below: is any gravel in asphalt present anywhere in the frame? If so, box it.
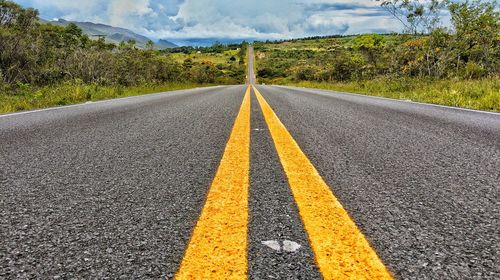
[248,88,321,279]
[256,85,500,280]
[0,86,246,279]
[1,82,499,279]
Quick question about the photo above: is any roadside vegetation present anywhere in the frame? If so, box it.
[0,82,216,113]
[255,0,500,111]
[165,42,248,85]
[0,1,247,114]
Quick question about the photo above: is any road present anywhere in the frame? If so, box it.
[247,45,256,85]
[1,46,499,279]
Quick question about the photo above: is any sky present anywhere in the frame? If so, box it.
[14,0,403,44]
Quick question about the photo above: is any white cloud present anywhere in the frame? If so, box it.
[15,0,404,43]
[108,0,154,27]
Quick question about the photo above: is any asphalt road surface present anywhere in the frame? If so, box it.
[1,47,499,279]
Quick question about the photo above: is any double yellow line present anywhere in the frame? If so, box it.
[176,85,392,279]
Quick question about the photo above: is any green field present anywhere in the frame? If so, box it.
[255,31,499,112]
[170,50,240,65]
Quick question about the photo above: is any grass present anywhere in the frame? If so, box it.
[256,35,499,112]
[256,35,401,52]
[170,50,239,65]
[0,82,215,114]
[285,77,500,112]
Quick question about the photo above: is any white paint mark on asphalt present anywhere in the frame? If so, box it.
[262,240,281,251]
[282,240,301,252]
[261,240,301,253]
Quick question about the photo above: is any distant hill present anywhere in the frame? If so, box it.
[156,39,178,49]
[171,38,255,47]
[48,19,177,50]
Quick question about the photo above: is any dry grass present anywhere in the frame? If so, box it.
[287,77,500,112]
[0,82,214,114]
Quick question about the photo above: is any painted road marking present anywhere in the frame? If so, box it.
[176,86,251,279]
[261,240,302,252]
[253,85,393,280]
[262,240,281,251]
[282,240,301,252]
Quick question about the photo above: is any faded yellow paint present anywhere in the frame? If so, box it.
[253,85,393,280]
[176,86,251,280]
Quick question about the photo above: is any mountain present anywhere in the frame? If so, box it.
[156,39,178,49]
[49,19,177,49]
[170,38,255,47]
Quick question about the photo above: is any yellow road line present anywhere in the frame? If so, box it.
[176,86,251,279]
[253,85,393,280]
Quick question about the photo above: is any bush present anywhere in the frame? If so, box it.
[295,67,316,81]
[0,1,246,90]
[256,0,499,85]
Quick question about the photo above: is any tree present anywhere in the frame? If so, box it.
[63,23,87,49]
[448,0,499,77]
[127,39,137,48]
[0,0,38,29]
[191,62,219,83]
[353,34,386,67]
[377,0,445,34]
[146,40,155,51]
[0,1,40,84]
[211,41,224,53]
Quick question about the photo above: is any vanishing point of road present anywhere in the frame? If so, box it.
[1,46,499,279]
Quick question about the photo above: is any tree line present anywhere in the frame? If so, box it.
[256,0,499,83]
[0,0,246,93]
